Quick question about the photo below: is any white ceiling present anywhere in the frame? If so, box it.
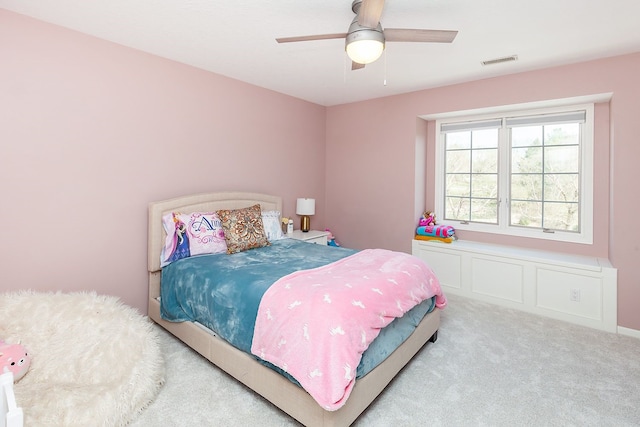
[2,0,640,106]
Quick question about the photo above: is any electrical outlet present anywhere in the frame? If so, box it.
[569,288,581,302]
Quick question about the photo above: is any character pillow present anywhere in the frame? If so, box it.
[161,212,227,266]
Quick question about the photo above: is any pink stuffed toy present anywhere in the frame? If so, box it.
[325,228,340,247]
[0,340,30,382]
[419,211,436,227]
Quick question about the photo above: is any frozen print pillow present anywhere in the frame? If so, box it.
[161,211,227,267]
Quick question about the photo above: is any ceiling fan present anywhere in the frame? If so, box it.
[276,0,458,70]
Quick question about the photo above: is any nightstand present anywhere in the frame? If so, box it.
[288,230,329,245]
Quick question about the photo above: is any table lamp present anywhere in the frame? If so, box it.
[296,198,315,232]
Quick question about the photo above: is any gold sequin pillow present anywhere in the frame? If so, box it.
[217,204,270,254]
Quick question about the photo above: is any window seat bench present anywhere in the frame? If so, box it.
[412,239,617,332]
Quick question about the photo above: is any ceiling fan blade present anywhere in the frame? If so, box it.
[352,61,366,71]
[384,28,458,43]
[357,0,385,28]
[276,33,347,43]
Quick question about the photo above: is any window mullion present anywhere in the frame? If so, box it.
[498,124,510,230]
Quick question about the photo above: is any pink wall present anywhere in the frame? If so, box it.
[0,10,327,313]
[2,9,639,331]
[326,53,640,330]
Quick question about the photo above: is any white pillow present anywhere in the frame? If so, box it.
[262,210,285,241]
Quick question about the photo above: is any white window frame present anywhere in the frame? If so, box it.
[434,102,595,245]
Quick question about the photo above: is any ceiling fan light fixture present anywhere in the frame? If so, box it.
[346,38,385,64]
[345,23,385,65]
[277,0,459,70]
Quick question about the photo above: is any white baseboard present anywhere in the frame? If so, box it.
[412,239,618,333]
[617,326,640,339]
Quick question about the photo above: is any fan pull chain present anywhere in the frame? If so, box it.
[344,53,348,84]
[383,49,387,86]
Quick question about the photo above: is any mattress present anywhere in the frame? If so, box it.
[160,238,436,379]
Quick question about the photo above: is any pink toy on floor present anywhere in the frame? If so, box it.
[0,340,30,382]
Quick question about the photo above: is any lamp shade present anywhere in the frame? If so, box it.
[345,21,385,65]
[296,198,315,216]
[346,38,384,64]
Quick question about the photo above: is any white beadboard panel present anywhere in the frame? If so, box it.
[414,246,462,289]
[536,268,603,320]
[470,257,524,303]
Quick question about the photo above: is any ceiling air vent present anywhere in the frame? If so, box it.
[481,55,518,66]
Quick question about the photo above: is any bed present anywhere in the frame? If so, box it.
[147,191,443,426]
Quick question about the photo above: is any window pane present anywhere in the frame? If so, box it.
[543,201,579,231]
[472,128,498,148]
[544,123,579,146]
[444,128,499,225]
[471,199,498,224]
[471,174,498,198]
[446,197,470,221]
[511,126,542,147]
[512,147,542,173]
[446,174,470,197]
[511,174,542,200]
[544,174,579,203]
[510,201,542,227]
[544,146,579,173]
[446,149,470,173]
[446,131,471,149]
[472,148,498,173]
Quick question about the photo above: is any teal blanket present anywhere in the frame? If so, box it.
[160,238,435,378]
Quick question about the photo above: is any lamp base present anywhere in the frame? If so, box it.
[300,215,311,232]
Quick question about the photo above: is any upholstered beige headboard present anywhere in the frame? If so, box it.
[147,192,282,273]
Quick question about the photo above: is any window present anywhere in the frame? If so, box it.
[435,104,594,244]
[441,119,501,225]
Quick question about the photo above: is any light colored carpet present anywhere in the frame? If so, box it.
[0,291,165,427]
[131,294,640,426]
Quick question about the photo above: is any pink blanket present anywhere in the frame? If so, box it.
[251,249,446,410]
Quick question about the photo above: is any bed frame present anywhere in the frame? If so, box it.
[147,192,440,427]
